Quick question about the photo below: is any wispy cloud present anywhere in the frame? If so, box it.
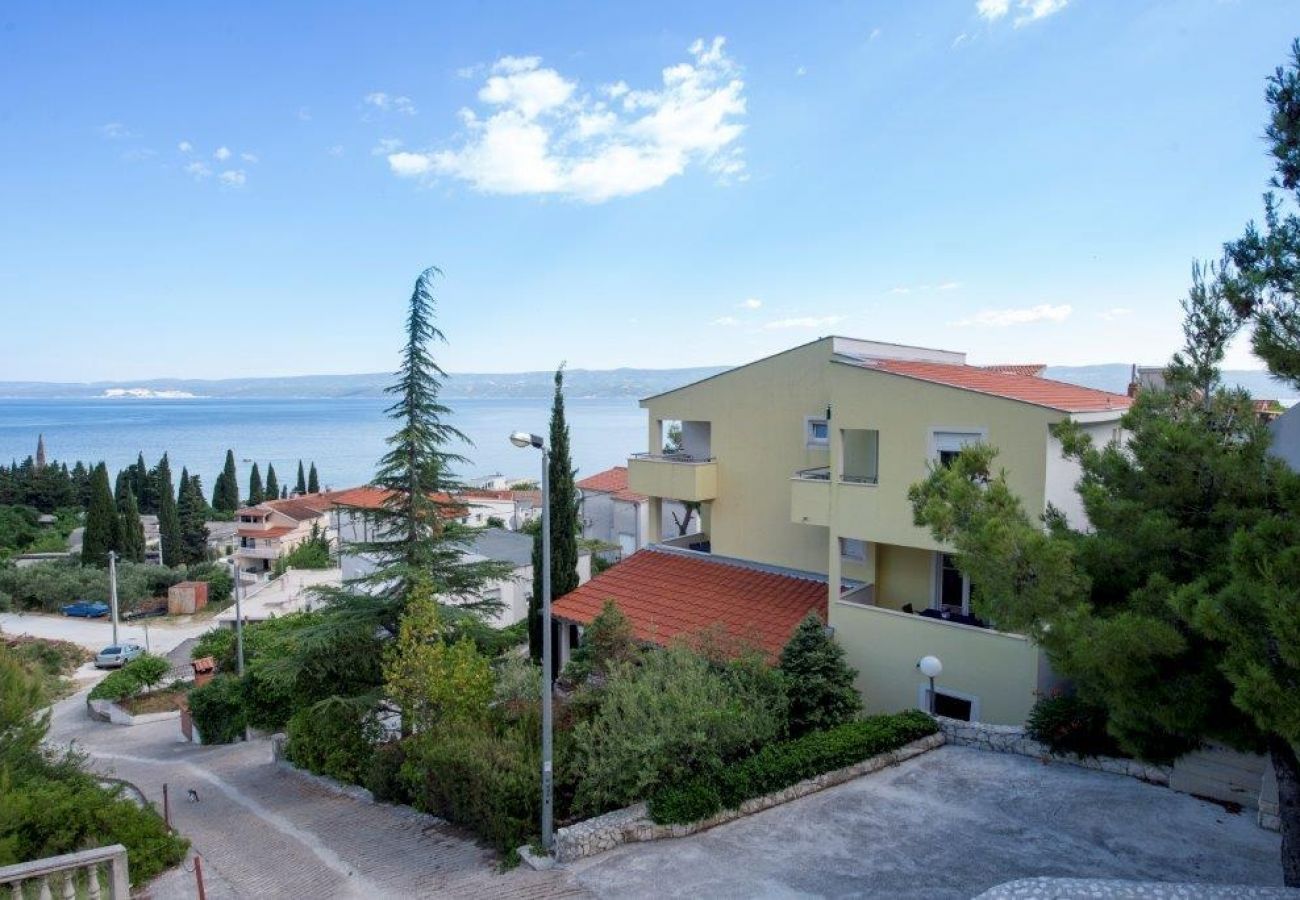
[869,28,881,41]
[99,122,133,140]
[297,106,312,122]
[976,0,1069,27]
[327,145,345,157]
[795,66,807,77]
[177,140,193,153]
[184,161,212,179]
[1098,307,1133,322]
[364,91,417,115]
[889,281,962,295]
[219,170,246,188]
[240,152,259,163]
[714,316,739,326]
[763,315,844,330]
[372,137,404,156]
[388,36,747,203]
[737,297,763,309]
[952,303,1072,327]
[214,146,232,161]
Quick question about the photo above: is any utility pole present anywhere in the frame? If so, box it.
[540,443,553,851]
[108,550,120,645]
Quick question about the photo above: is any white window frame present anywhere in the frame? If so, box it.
[931,551,972,614]
[805,416,830,447]
[928,427,987,467]
[917,683,981,722]
[839,537,868,562]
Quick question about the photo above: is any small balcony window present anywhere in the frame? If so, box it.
[805,417,829,447]
[839,537,868,562]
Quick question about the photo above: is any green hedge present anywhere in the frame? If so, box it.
[1025,693,1125,759]
[187,675,247,744]
[648,710,938,825]
[285,695,380,784]
[88,654,170,702]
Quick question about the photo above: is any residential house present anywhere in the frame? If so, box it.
[577,466,701,556]
[234,494,334,577]
[554,336,1131,726]
[461,488,542,531]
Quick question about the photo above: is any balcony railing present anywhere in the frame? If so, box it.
[628,452,719,502]
[630,451,715,463]
[791,466,876,484]
[0,844,130,899]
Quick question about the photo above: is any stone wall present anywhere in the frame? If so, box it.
[553,731,944,864]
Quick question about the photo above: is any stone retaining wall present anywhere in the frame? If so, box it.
[553,731,945,864]
[86,697,182,727]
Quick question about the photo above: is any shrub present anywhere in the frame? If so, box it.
[401,720,539,853]
[364,740,410,804]
[1026,692,1125,759]
[560,600,639,686]
[285,695,380,784]
[779,613,861,736]
[648,710,939,825]
[570,645,786,816]
[186,562,232,607]
[493,655,541,718]
[88,654,170,702]
[187,675,247,744]
[0,559,184,613]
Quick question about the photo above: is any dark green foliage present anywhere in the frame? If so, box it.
[176,471,209,565]
[89,654,170,702]
[307,462,319,494]
[295,460,307,495]
[529,365,580,661]
[187,562,232,607]
[1026,693,1125,759]
[274,522,331,572]
[212,449,240,514]
[265,464,279,502]
[247,463,264,506]
[648,711,939,825]
[285,695,380,784]
[560,600,638,685]
[364,740,411,803]
[81,463,121,568]
[187,675,247,744]
[779,613,861,736]
[0,558,184,613]
[0,504,75,560]
[155,454,182,567]
[130,452,151,511]
[117,487,145,563]
[401,720,540,853]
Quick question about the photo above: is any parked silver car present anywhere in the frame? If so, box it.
[95,643,145,669]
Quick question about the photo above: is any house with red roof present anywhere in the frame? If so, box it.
[233,493,337,578]
[555,335,1133,726]
[576,466,700,557]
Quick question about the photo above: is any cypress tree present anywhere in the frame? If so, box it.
[71,461,92,509]
[118,485,145,563]
[529,365,580,662]
[281,485,288,499]
[295,460,307,495]
[248,463,264,505]
[222,450,240,510]
[132,451,149,505]
[265,464,279,501]
[178,473,209,564]
[156,454,181,567]
[307,462,320,494]
[82,463,121,567]
[779,613,862,736]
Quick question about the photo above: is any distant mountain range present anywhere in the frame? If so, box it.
[0,363,1292,401]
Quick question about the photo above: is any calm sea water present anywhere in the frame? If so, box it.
[0,398,646,495]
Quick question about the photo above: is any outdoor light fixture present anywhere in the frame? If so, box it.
[509,431,553,853]
[917,655,943,715]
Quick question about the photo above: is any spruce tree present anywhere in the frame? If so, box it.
[779,613,862,736]
[295,460,307,495]
[81,463,121,568]
[156,454,181,567]
[265,464,279,501]
[529,365,580,662]
[118,485,145,563]
[307,462,320,494]
[248,463,264,505]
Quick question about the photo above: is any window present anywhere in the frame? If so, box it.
[806,417,829,447]
[932,430,984,467]
[932,692,973,721]
[839,537,868,562]
[934,552,970,614]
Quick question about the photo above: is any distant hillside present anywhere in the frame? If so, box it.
[1042,365,1296,401]
[0,367,732,401]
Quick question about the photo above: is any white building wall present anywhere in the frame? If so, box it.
[1044,417,1123,531]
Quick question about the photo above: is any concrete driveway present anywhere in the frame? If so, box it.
[568,745,1285,899]
[0,610,212,655]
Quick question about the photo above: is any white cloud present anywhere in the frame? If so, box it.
[99,122,132,139]
[869,28,881,41]
[763,315,844,330]
[372,138,404,156]
[240,152,258,163]
[952,303,1072,327]
[327,145,345,157]
[976,0,1069,26]
[389,36,748,203]
[889,281,962,295]
[952,33,970,48]
[177,140,193,153]
[937,281,962,291]
[795,66,807,77]
[364,91,417,115]
[456,64,485,80]
[184,161,212,179]
[1099,307,1133,322]
[122,148,157,162]
[219,169,246,187]
[738,297,763,309]
[214,146,232,161]
[297,106,312,121]
[714,316,739,326]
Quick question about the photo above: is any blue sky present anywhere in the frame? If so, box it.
[0,0,1294,381]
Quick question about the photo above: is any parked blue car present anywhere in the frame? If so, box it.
[61,600,110,618]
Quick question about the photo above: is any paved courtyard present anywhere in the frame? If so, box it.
[567,745,1287,899]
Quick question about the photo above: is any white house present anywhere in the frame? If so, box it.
[577,466,700,557]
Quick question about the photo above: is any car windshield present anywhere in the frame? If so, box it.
[102,647,121,654]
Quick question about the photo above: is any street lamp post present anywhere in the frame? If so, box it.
[918,655,943,715]
[108,550,120,645]
[509,430,553,853]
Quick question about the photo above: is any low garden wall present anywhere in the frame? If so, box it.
[86,697,181,727]
[553,731,944,863]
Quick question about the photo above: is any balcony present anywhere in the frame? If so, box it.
[627,452,719,502]
[790,467,830,527]
[237,544,281,560]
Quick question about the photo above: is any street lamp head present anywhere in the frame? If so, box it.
[509,431,544,450]
[917,655,943,679]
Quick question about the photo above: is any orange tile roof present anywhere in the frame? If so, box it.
[860,359,1132,413]
[326,485,468,519]
[552,548,827,659]
[980,363,1047,377]
[238,525,295,539]
[576,466,646,503]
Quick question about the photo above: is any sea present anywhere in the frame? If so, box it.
[0,398,647,494]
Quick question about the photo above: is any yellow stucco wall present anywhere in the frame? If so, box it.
[830,600,1043,725]
[875,543,931,611]
[642,339,835,573]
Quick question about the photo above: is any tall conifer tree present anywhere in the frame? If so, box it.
[529,365,580,661]
[82,463,121,568]
[265,464,279,501]
[295,460,307,495]
[118,485,145,563]
[307,462,320,494]
[248,463,264,505]
[156,454,181,567]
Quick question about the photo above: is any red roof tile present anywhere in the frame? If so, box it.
[326,485,468,518]
[980,363,1047,377]
[577,466,646,504]
[862,359,1132,413]
[238,525,295,539]
[552,548,827,659]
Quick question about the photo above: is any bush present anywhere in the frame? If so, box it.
[1026,692,1125,759]
[364,740,410,804]
[779,613,861,736]
[648,710,939,825]
[187,675,247,744]
[186,562,232,607]
[401,720,539,853]
[560,600,639,686]
[88,654,170,702]
[285,695,380,784]
[570,645,786,816]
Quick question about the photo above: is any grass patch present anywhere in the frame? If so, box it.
[3,635,91,701]
[122,688,186,716]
